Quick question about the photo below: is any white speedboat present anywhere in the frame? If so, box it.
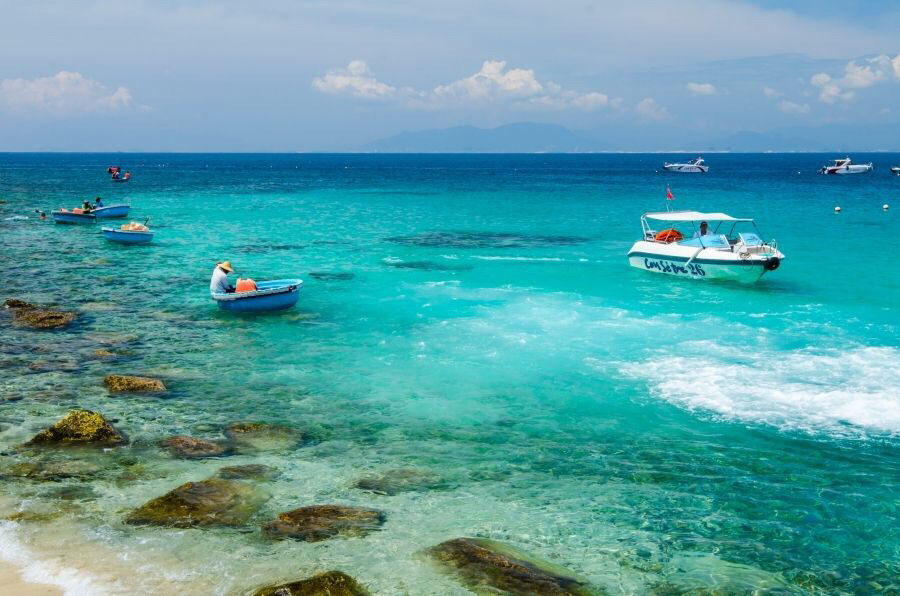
[819,157,872,175]
[662,157,708,173]
[891,166,899,176]
[627,211,784,283]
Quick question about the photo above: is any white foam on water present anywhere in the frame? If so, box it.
[623,343,900,437]
[0,522,109,595]
[3,215,29,221]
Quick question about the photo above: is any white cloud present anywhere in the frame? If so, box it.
[811,54,900,104]
[635,97,669,120]
[686,82,717,95]
[777,99,810,115]
[763,87,782,98]
[0,71,131,113]
[433,60,543,100]
[312,60,397,99]
[313,59,615,112]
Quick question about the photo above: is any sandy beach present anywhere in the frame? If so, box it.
[0,562,62,595]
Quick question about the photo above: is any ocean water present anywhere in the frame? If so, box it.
[0,153,898,595]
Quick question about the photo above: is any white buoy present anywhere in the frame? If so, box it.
[834,206,841,213]
[883,204,889,210]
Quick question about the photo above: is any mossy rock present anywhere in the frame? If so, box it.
[4,299,35,309]
[216,464,280,481]
[12,307,76,329]
[224,422,304,452]
[262,505,385,542]
[104,374,166,392]
[427,537,598,596]
[253,571,369,596]
[160,436,231,459]
[126,478,269,528]
[25,410,127,447]
[354,468,448,495]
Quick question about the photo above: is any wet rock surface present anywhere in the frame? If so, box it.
[427,537,597,596]
[252,571,369,596]
[0,458,101,481]
[354,468,448,495]
[160,436,230,459]
[25,409,127,447]
[262,505,385,542]
[216,464,280,481]
[224,422,304,452]
[4,299,35,309]
[11,306,76,329]
[126,478,269,528]
[104,374,167,392]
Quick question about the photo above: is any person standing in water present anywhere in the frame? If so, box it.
[210,261,235,294]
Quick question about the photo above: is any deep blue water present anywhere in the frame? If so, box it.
[1,153,898,594]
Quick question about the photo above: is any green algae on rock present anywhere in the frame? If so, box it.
[11,306,76,329]
[224,422,304,452]
[160,436,231,459]
[216,464,280,481]
[25,409,128,447]
[427,537,598,596]
[354,468,448,495]
[252,571,369,596]
[262,505,385,542]
[104,374,167,392]
[126,478,269,528]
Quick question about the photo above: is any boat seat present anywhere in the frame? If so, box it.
[679,234,729,248]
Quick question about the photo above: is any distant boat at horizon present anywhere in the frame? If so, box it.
[819,157,873,175]
[662,156,708,173]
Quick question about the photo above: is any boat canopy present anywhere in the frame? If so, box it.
[643,210,750,222]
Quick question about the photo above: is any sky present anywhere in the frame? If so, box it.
[0,0,898,151]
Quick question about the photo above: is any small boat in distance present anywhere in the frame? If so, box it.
[891,166,900,176]
[819,157,873,175]
[52,208,96,224]
[102,221,153,244]
[212,279,303,312]
[627,210,784,283]
[662,157,708,173]
[93,204,131,218]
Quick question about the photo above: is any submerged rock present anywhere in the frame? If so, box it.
[126,478,269,528]
[427,537,597,596]
[308,272,355,281]
[0,459,101,481]
[160,436,230,459]
[262,505,385,542]
[354,468,447,495]
[12,307,76,330]
[4,299,35,309]
[224,422,304,452]
[25,409,127,446]
[104,374,166,392]
[216,464,280,481]
[253,571,369,596]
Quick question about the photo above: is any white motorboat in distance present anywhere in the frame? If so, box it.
[819,157,873,175]
[891,166,900,176]
[628,210,784,283]
[662,157,708,173]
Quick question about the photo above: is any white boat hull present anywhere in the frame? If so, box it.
[821,165,872,175]
[627,241,782,283]
[663,164,708,173]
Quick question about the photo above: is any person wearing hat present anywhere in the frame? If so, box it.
[693,221,713,238]
[210,261,235,294]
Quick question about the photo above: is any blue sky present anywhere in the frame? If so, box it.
[0,0,898,151]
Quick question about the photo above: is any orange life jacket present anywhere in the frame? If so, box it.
[235,278,258,292]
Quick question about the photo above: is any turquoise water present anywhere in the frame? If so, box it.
[1,153,898,594]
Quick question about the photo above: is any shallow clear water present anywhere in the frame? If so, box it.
[1,153,898,594]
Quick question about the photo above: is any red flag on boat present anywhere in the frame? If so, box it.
[666,186,674,200]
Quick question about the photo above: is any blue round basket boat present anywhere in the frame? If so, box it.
[211,279,303,312]
[102,227,153,244]
[52,210,96,224]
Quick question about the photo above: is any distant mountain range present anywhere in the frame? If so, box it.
[361,121,900,153]
[362,122,594,153]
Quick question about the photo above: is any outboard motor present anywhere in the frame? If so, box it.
[764,257,781,271]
